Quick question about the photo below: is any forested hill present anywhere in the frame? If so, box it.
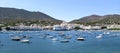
[0,7,62,25]
[71,14,120,25]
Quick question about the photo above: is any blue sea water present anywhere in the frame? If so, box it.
[0,30,120,53]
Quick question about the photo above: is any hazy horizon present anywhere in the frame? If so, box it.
[0,0,120,22]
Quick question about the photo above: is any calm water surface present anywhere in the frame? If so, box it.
[0,30,120,53]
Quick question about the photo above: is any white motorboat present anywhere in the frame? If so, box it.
[104,32,110,34]
[47,36,54,39]
[106,32,110,34]
[51,38,59,41]
[96,34,103,39]
[11,36,21,41]
[20,39,29,43]
[77,37,85,41]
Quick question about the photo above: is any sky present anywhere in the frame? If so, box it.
[0,0,120,22]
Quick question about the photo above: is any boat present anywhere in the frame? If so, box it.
[59,32,65,36]
[22,35,32,39]
[60,39,69,43]
[47,36,54,39]
[77,37,85,41]
[11,36,21,41]
[51,38,59,41]
[45,33,50,35]
[106,32,110,34]
[64,35,72,39]
[96,34,103,39]
[104,32,110,34]
[20,39,30,43]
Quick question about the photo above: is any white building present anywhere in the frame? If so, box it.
[107,24,120,29]
[0,24,3,26]
[82,25,92,30]
[81,25,101,30]
[53,21,74,31]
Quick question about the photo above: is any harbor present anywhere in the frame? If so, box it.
[0,30,120,53]
[0,0,120,53]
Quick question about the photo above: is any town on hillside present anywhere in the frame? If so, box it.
[0,21,120,31]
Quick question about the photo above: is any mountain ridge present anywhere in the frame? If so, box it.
[71,14,120,25]
[0,7,62,24]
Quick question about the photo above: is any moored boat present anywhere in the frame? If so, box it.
[96,34,103,39]
[11,36,21,41]
[63,35,72,39]
[77,37,85,41]
[51,38,59,41]
[60,39,69,43]
[20,39,30,43]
